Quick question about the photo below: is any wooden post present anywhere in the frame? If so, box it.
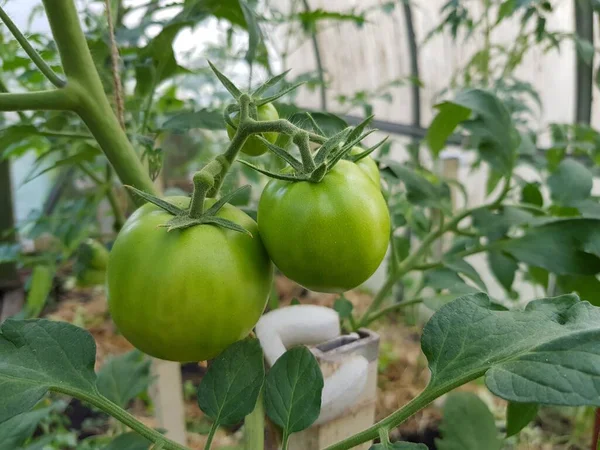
[149,359,187,445]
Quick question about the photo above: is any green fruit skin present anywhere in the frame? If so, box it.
[76,268,106,287]
[226,102,279,156]
[258,160,390,293]
[107,196,273,362]
[350,146,380,186]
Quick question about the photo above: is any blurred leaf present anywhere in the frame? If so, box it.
[426,102,470,157]
[239,1,261,64]
[0,243,21,264]
[161,110,225,132]
[383,161,452,212]
[443,258,486,292]
[198,339,264,425]
[103,432,151,450]
[289,111,348,137]
[506,402,538,437]
[436,392,503,450]
[496,0,516,24]
[370,442,427,449]
[497,218,600,275]
[334,296,354,319]
[557,274,600,307]
[97,350,152,408]
[297,9,367,30]
[265,347,323,439]
[0,405,63,450]
[488,251,518,293]
[24,264,55,318]
[548,159,593,206]
[521,183,543,207]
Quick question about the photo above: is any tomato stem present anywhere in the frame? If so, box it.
[204,422,218,450]
[294,131,316,172]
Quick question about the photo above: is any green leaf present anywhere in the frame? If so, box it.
[496,218,600,275]
[472,206,534,241]
[103,432,151,450]
[436,392,502,450]
[24,145,100,184]
[443,258,486,292]
[334,296,354,319]
[548,159,593,205]
[496,0,516,24]
[198,339,265,426]
[383,161,452,211]
[208,61,243,99]
[422,293,600,407]
[0,405,62,450]
[557,274,600,307]
[264,346,323,438]
[239,1,261,64]
[426,102,471,157]
[96,350,152,408]
[506,402,538,437]
[521,183,543,207]
[297,9,367,29]
[24,264,55,318]
[0,319,97,423]
[161,110,225,131]
[488,251,518,292]
[453,89,517,173]
[369,442,428,449]
[0,243,20,264]
[22,433,61,450]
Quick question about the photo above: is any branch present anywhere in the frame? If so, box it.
[0,89,75,111]
[0,6,66,88]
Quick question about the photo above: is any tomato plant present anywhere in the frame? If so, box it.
[2,1,600,450]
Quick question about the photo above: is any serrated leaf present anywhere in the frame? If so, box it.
[161,110,224,131]
[506,402,538,437]
[435,392,503,450]
[198,339,264,425]
[96,350,152,408]
[422,293,600,407]
[0,319,98,423]
[265,346,323,438]
[103,432,151,450]
[548,159,593,206]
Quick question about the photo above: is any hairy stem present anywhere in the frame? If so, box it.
[54,387,190,450]
[0,6,66,88]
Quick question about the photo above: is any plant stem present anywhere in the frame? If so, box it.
[39,130,93,140]
[54,387,190,450]
[361,298,424,328]
[301,0,327,110]
[0,6,66,88]
[0,90,76,111]
[204,422,218,450]
[41,0,157,202]
[244,391,265,450]
[281,431,290,450]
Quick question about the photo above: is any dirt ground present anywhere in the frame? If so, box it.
[44,276,592,450]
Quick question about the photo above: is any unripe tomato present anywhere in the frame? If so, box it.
[226,102,279,156]
[258,160,390,293]
[350,146,380,186]
[107,196,273,362]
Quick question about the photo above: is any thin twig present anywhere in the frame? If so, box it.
[104,0,125,129]
[0,6,66,88]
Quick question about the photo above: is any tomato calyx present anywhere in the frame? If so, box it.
[125,184,253,235]
[238,115,388,183]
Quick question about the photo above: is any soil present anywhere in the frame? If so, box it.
[40,275,592,450]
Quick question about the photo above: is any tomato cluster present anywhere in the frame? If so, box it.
[107,103,390,362]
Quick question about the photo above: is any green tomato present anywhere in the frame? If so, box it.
[350,146,380,186]
[258,160,390,293]
[226,102,279,156]
[107,196,273,362]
